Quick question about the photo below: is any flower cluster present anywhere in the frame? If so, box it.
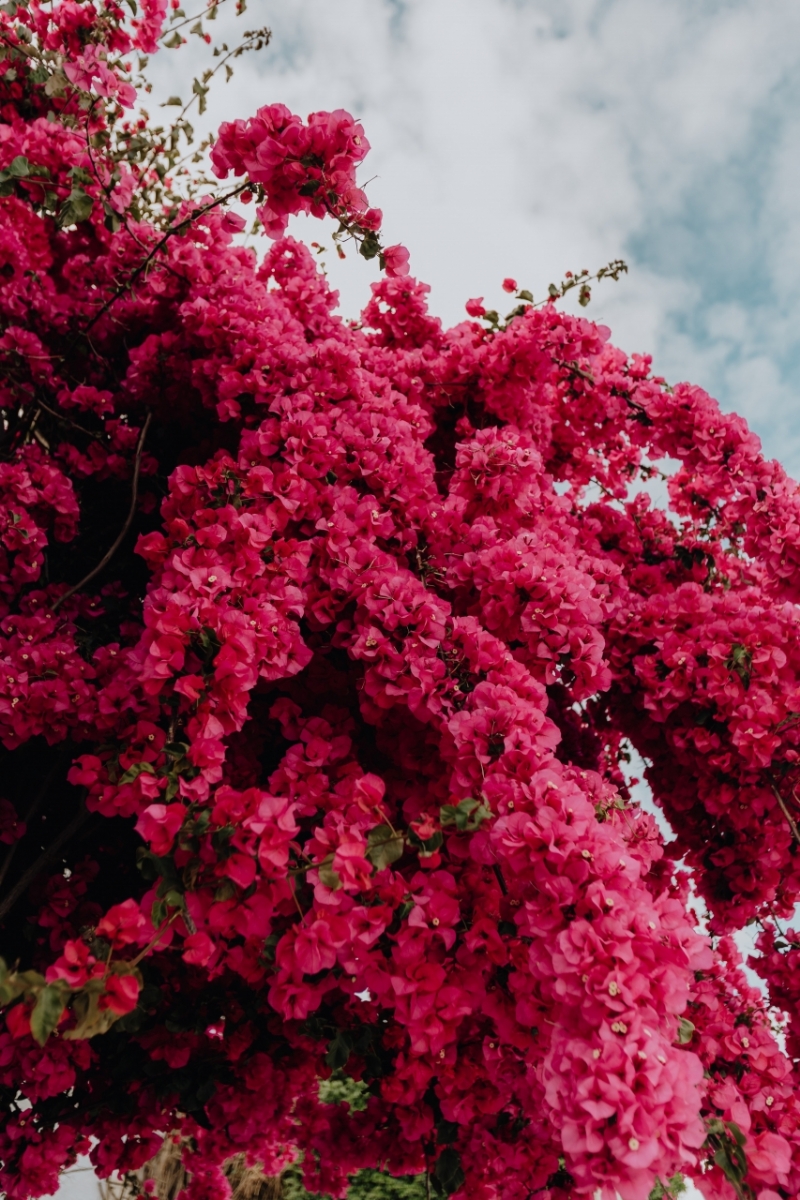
[212,104,410,273]
[3,7,800,1200]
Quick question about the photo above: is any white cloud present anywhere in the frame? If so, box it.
[144,0,800,468]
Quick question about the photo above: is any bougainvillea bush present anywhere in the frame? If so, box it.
[4,5,800,1200]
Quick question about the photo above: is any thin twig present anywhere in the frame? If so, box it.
[129,912,180,967]
[0,755,66,892]
[140,26,270,179]
[771,783,800,846]
[83,183,249,332]
[35,396,104,441]
[84,103,149,256]
[492,862,508,897]
[160,0,235,36]
[51,411,152,612]
[0,800,89,923]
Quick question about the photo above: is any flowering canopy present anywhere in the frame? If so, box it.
[2,6,800,1200]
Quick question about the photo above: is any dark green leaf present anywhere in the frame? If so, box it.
[30,983,66,1046]
[433,1148,465,1196]
[7,155,29,178]
[326,1030,354,1069]
[57,187,94,229]
[437,1120,459,1144]
[408,828,444,857]
[359,230,381,260]
[366,824,404,870]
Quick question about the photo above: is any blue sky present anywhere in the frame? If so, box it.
[144,0,800,474]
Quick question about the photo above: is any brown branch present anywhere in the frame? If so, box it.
[83,183,249,333]
[51,410,152,613]
[35,396,104,441]
[0,755,66,893]
[492,862,508,897]
[0,800,89,924]
[771,783,800,846]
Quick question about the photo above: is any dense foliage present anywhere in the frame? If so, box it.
[2,5,800,1200]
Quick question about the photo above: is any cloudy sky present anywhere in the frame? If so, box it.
[57,1,799,1194]
[141,0,800,473]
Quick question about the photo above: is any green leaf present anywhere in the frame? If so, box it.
[649,1174,687,1200]
[676,1016,695,1045]
[440,797,491,833]
[725,643,752,689]
[578,284,592,307]
[162,96,183,107]
[189,20,203,34]
[0,959,27,1004]
[64,982,115,1041]
[118,760,156,785]
[30,983,66,1045]
[705,1118,751,1200]
[318,859,341,890]
[104,204,122,233]
[436,1120,459,1145]
[419,830,443,856]
[44,70,68,97]
[192,77,209,115]
[359,230,381,260]
[366,824,404,871]
[325,1030,353,1069]
[433,1148,465,1196]
[7,155,29,178]
[56,187,94,229]
[517,288,533,302]
[162,31,184,48]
